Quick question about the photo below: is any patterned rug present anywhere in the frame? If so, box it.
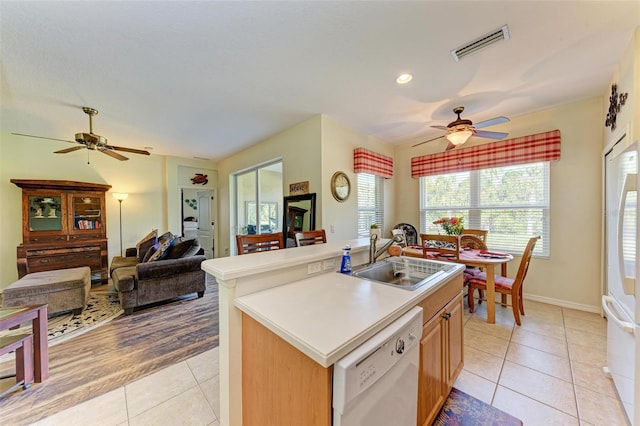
[0,291,123,361]
[433,387,523,426]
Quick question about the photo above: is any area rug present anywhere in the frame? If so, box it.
[433,387,523,426]
[0,291,123,361]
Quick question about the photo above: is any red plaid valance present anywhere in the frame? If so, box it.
[354,147,394,178]
[411,130,561,178]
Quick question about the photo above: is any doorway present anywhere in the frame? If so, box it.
[181,188,215,259]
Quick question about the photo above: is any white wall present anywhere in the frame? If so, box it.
[216,115,322,256]
[0,133,217,290]
[320,115,395,240]
[395,98,605,310]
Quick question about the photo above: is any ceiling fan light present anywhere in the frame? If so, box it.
[446,130,473,145]
[396,73,413,84]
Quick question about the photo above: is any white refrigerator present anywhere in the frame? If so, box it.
[603,139,639,425]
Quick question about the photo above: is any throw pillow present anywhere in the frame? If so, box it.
[135,229,158,262]
[141,245,157,263]
[158,231,175,244]
[181,240,202,257]
[166,238,196,259]
[146,235,175,262]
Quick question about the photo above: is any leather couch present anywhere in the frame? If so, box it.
[110,237,206,315]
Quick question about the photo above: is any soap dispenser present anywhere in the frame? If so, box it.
[340,245,352,274]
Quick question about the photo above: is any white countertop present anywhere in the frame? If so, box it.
[202,237,372,282]
[234,261,463,367]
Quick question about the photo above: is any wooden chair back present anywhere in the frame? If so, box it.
[462,229,488,241]
[511,236,540,295]
[390,229,408,247]
[460,235,487,250]
[236,233,284,255]
[294,229,327,247]
[419,234,460,260]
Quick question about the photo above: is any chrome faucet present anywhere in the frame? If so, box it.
[369,233,405,264]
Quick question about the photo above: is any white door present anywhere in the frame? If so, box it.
[197,190,214,258]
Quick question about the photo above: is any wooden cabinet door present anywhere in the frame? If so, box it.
[417,308,445,426]
[444,293,464,390]
[22,189,68,243]
[67,191,106,239]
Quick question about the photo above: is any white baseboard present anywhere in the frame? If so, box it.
[523,293,601,314]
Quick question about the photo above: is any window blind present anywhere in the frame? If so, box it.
[357,173,384,238]
[420,162,550,256]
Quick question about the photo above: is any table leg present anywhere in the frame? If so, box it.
[32,305,49,382]
[485,264,496,324]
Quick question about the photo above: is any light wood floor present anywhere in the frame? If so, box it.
[0,277,219,426]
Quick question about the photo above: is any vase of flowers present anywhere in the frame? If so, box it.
[433,217,464,235]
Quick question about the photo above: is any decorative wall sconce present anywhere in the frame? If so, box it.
[605,84,628,131]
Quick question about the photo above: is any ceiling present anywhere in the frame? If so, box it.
[1,1,638,161]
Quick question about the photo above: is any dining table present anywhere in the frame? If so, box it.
[401,246,513,324]
[0,304,49,381]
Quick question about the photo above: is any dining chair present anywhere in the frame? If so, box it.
[294,229,327,247]
[419,234,460,260]
[236,233,284,255]
[467,235,540,325]
[461,229,488,242]
[460,235,487,296]
[390,229,408,247]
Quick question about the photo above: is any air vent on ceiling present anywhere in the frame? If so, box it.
[451,25,510,62]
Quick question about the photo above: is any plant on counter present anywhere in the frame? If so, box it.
[433,217,464,235]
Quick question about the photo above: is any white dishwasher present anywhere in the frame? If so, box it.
[333,306,423,426]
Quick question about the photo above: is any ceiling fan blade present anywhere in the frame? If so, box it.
[473,116,509,129]
[474,130,509,140]
[105,144,151,155]
[412,134,445,147]
[430,125,449,130]
[100,149,129,161]
[12,133,77,144]
[55,146,85,154]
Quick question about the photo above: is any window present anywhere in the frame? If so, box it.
[420,162,549,256]
[235,160,283,237]
[246,202,278,233]
[357,173,384,238]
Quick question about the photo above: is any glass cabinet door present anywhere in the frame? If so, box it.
[72,195,103,230]
[28,196,62,231]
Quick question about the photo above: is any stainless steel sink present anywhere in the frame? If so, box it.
[347,257,457,291]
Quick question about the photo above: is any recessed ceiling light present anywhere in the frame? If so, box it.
[396,73,413,84]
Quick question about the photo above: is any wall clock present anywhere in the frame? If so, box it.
[330,171,351,202]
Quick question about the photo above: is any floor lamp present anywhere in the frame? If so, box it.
[112,193,128,256]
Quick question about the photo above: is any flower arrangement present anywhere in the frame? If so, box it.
[433,217,464,235]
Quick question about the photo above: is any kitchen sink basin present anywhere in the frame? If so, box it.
[347,257,458,291]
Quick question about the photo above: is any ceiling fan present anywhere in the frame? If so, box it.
[412,106,510,150]
[12,107,151,161]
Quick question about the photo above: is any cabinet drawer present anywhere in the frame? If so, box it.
[27,252,101,272]
[27,235,67,244]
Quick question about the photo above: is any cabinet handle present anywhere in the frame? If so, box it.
[39,259,49,264]
[442,312,451,320]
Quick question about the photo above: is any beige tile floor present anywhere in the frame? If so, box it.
[32,348,221,426]
[28,298,630,426]
[456,298,630,426]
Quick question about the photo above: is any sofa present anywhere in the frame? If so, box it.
[110,231,207,315]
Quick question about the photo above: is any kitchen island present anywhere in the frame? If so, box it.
[201,238,464,426]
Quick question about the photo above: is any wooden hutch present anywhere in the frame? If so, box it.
[11,179,111,284]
